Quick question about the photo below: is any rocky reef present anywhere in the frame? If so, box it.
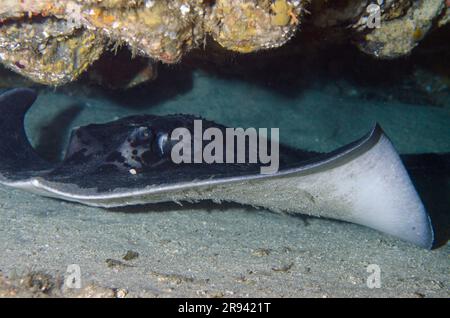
[0,0,448,86]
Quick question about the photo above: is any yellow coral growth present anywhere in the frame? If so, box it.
[207,0,301,53]
[271,0,293,26]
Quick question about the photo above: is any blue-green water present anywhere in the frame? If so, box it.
[27,69,450,155]
[1,45,449,297]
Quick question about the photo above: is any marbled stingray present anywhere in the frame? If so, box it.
[0,88,439,249]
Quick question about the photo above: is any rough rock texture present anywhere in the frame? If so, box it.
[206,0,302,53]
[0,18,104,85]
[357,1,447,58]
[0,0,448,85]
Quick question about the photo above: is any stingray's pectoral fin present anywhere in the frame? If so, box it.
[0,89,52,183]
[290,125,434,249]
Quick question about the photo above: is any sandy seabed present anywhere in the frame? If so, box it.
[0,70,449,297]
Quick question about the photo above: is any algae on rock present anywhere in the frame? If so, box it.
[0,0,448,86]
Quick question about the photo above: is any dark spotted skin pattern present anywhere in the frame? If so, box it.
[0,88,448,196]
[110,126,171,171]
[59,114,202,176]
[50,112,319,186]
[0,88,320,189]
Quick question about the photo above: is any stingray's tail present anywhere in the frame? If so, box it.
[0,88,52,182]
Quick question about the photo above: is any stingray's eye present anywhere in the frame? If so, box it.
[154,132,169,156]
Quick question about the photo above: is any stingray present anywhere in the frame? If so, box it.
[0,88,436,249]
